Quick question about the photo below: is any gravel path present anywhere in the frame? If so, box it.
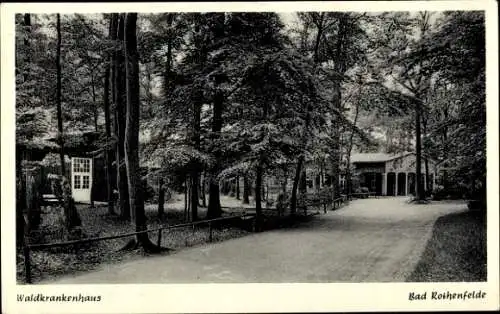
[45,197,468,283]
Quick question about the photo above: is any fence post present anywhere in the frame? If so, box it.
[208,222,213,243]
[23,214,32,284]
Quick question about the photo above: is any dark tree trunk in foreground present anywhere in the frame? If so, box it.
[243,175,250,204]
[291,14,326,214]
[124,13,157,250]
[206,90,224,219]
[281,168,288,195]
[422,117,430,194]
[56,14,81,230]
[17,14,31,244]
[329,15,347,200]
[201,173,207,207]
[290,102,312,214]
[190,173,199,221]
[345,99,360,196]
[157,177,165,219]
[114,14,130,220]
[236,176,240,200]
[255,162,263,231]
[104,14,116,215]
[190,89,202,221]
[290,156,303,215]
[56,14,65,177]
[415,99,424,201]
[207,179,221,218]
[22,14,31,82]
[299,168,307,208]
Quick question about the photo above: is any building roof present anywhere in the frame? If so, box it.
[351,152,412,163]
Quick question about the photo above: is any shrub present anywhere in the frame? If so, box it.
[431,184,467,200]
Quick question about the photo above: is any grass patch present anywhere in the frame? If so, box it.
[407,209,486,282]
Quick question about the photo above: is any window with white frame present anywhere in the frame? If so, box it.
[74,175,81,189]
[82,175,90,189]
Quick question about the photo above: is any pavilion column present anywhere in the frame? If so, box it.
[382,173,387,196]
[395,172,399,196]
[405,173,409,196]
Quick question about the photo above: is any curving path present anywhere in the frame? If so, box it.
[46,197,468,283]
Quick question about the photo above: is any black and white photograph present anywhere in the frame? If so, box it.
[1,1,498,313]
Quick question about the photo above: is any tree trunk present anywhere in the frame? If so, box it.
[104,15,116,215]
[290,157,303,215]
[60,176,81,231]
[158,177,164,219]
[201,173,207,207]
[114,14,130,220]
[190,171,199,221]
[90,156,96,208]
[346,98,360,196]
[243,175,250,204]
[281,168,288,196]
[330,15,348,200]
[422,116,430,194]
[124,13,156,250]
[56,14,65,177]
[56,14,81,230]
[186,179,191,222]
[330,85,342,200]
[189,86,201,221]
[415,99,424,201]
[22,14,31,82]
[184,178,188,221]
[255,162,263,231]
[206,90,224,219]
[236,176,240,200]
[163,13,174,98]
[18,14,30,245]
[299,168,307,194]
[25,166,42,231]
[16,154,25,247]
[207,180,222,219]
[91,73,98,132]
[290,14,327,214]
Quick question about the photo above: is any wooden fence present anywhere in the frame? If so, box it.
[22,213,255,283]
[21,191,378,283]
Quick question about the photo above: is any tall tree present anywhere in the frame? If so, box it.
[419,11,486,201]
[104,14,117,215]
[123,12,157,250]
[368,12,437,201]
[56,14,65,176]
[114,13,130,219]
[54,14,82,230]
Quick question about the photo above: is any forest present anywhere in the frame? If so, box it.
[16,11,485,254]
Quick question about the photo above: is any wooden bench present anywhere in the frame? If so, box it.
[41,194,60,207]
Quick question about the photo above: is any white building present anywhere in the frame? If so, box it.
[351,152,439,196]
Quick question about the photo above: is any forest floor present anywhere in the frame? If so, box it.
[16,194,268,284]
[44,197,475,283]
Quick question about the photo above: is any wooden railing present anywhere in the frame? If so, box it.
[22,213,255,283]
[22,192,379,283]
